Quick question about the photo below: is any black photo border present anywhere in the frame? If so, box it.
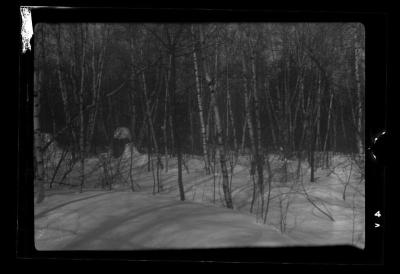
[16,5,390,265]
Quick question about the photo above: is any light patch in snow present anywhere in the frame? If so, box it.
[35,191,298,250]
[36,152,365,249]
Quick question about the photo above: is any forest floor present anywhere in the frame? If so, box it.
[34,144,365,250]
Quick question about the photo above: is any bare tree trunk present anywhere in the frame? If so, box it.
[206,72,233,209]
[197,25,232,208]
[191,25,210,174]
[249,40,265,217]
[173,90,185,199]
[168,110,175,156]
[168,29,185,200]
[354,34,364,155]
[333,110,337,152]
[323,89,334,167]
[241,56,257,156]
[291,68,305,151]
[163,74,169,172]
[55,25,77,154]
[310,126,316,183]
[241,52,259,214]
[127,81,137,189]
[49,145,69,189]
[87,25,108,153]
[315,71,322,154]
[128,34,138,144]
[79,25,87,193]
[340,98,347,144]
[188,94,195,153]
[146,124,151,172]
[263,155,273,224]
[226,60,238,157]
[34,54,45,204]
[205,99,213,154]
[309,71,320,182]
[283,54,293,153]
[141,68,162,191]
[264,78,277,149]
[240,118,247,154]
[127,55,137,190]
[299,75,311,155]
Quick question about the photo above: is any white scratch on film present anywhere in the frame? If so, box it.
[20,7,33,54]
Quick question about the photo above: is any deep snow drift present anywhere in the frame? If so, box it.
[35,143,365,250]
[35,191,298,250]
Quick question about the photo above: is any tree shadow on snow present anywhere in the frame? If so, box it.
[35,192,114,219]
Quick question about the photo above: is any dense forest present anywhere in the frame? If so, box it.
[33,23,364,207]
[30,22,366,249]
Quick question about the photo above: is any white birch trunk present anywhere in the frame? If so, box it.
[206,72,233,209]
[191,25,210,173]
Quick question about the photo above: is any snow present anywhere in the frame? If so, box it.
[35,144,365,250]
[35,191,297,250]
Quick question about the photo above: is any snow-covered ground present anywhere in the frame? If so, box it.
[35,144,365,250]
[35,191,298,250]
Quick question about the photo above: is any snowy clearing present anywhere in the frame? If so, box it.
[35,144,365,250]
[35,190,298,250]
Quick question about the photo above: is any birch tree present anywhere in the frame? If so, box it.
[205,71,233,209]
[191,25,211,174]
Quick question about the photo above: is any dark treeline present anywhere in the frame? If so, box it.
[33,23,364,204]
[35,23,364,156]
